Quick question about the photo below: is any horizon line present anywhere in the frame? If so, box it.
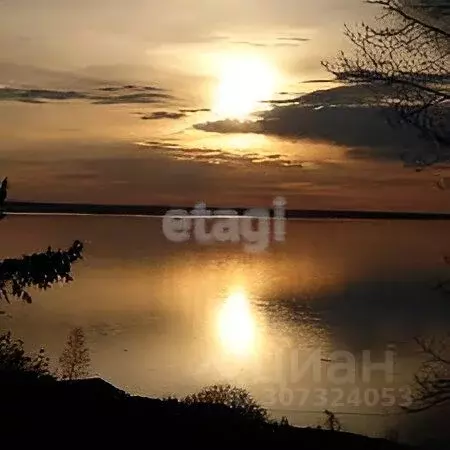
[2,201,450,220]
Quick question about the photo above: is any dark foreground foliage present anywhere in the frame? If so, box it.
[0,331,51,383]
[0,376,413,449]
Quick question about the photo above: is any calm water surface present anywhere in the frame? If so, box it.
[1,215,449,443]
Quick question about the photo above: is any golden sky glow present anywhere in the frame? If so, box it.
[0,0,448,212]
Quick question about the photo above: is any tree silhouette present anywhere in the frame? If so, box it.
[183,384,269,423]
[59,327,91,380]
[0,240,83,303]
[0,331,51,381]
[322,410,343,431]
[0,177,8,212]
[324,0,449,161]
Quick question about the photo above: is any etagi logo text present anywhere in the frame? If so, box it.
[162,197,286,252]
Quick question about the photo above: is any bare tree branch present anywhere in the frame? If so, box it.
[324,0,450,156]
[404,335,450,412]
[367,0,450,39]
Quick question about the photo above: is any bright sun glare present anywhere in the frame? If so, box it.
[213,55,276,120]
[217,290,256,355]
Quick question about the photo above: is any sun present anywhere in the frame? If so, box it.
[212,55,276,120]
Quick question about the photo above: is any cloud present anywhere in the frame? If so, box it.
[275,36,311,47]
[194,106,430,161]
[140,111,186,120]
[193,83,447,162]
[0,87,86,102]
[0,84,173,105]
[231,41,268,47]
[135,107,211,121]
[136,140,304,168]
[274,42,306,47]
[97,85,166,92]
[268,84,385,106]
[230,35,310,48]
[277,36,310,42]
[179,108,210,113]
[194,119,262,134]
[90,86,173,104]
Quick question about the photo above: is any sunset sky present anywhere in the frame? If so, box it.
[0,0,449,211]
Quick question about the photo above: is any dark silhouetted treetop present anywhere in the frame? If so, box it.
[0,240,83,303]
[59,327,91,380]
[183,384,269,424]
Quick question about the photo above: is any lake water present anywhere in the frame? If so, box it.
[1,214,449,444]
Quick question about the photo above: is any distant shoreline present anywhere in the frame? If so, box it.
[2,201,450,220]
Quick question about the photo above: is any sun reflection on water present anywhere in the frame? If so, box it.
[217,289,257,356]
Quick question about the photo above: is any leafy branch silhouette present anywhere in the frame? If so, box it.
[0,240,83,303]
